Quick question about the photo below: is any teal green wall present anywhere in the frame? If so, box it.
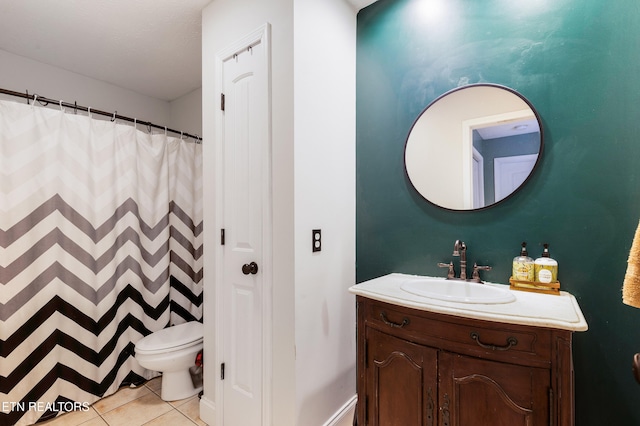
[356,0,640,424]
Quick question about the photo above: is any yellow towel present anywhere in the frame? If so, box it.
[623,220,640,308]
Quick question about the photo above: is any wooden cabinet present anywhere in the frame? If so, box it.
[366,328,438,425]
[438,352,550,425]
[356,296,575,426]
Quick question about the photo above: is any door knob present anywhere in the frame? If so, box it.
[242,262,259,275]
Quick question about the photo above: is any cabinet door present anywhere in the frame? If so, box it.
[439,352,550,426]
[366,328,438,426]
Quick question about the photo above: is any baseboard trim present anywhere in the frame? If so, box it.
[200,393,357,426]
[199,395,217,426]
[323,395,357,426]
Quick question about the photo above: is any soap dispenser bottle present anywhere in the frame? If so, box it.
[512,242,534,281]
[535,243,558,283]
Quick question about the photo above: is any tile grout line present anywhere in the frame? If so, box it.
[98,384,156,425]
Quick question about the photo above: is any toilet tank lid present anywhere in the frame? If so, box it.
[136,322,203,352]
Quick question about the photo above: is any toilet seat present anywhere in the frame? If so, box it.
[136,322,203,355]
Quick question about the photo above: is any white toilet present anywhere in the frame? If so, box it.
[135,321,204,401]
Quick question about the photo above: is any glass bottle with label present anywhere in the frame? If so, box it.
[535,243,558,283]
[512,242,534,281]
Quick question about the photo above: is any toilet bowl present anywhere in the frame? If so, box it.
[135,321,203,401]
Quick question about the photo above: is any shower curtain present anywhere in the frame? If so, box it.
[0,99,203,426]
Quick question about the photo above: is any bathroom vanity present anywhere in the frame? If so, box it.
[349,274,587,426]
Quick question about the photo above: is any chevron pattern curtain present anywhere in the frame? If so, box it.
[0,100,203,426]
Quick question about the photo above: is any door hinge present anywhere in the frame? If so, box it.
[220,93,225,111]
[221,228,225,245]
[221,362,225,380]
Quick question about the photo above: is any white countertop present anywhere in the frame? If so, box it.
[349,273,588,332]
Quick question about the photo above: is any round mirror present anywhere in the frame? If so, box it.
[404,84,543,211]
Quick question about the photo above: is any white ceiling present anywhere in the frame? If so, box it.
[0,0,376,102]
[347,0,377,9]
[0,0,211,101]
[476,118,540,140]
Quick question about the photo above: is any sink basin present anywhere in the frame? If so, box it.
[400,278,516,304]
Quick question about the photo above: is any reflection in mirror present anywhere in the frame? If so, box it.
[404,84,543,211]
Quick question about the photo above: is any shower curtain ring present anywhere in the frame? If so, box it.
[111,111,117,122]
[60,100,64,112]
[147,123,152,133]
[26,89,30,105]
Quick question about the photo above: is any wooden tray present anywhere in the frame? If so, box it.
[509,277,560,295]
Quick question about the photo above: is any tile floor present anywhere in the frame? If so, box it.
[39,377,207,426]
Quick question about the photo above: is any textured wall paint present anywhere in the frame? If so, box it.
[356,0,640,424]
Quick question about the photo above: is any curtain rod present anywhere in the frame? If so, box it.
[0,87,201,143]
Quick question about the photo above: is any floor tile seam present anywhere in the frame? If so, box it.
[144,382,162,398]
[136,406,171,426]
[174,407,196,424]
[140,407,198,426]
[93,386,154,416]
[170,395,196,409]
[99,394,173,425]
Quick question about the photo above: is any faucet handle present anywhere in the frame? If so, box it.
[438,261,455,279]
[471,263,492,283]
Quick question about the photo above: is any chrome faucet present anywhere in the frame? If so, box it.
[438,240,491,283]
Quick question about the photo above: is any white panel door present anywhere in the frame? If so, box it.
[472,147,485,209]
[494,154,538,202]
[222,37,268,426]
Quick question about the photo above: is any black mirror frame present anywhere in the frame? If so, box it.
[404,83,544,212]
